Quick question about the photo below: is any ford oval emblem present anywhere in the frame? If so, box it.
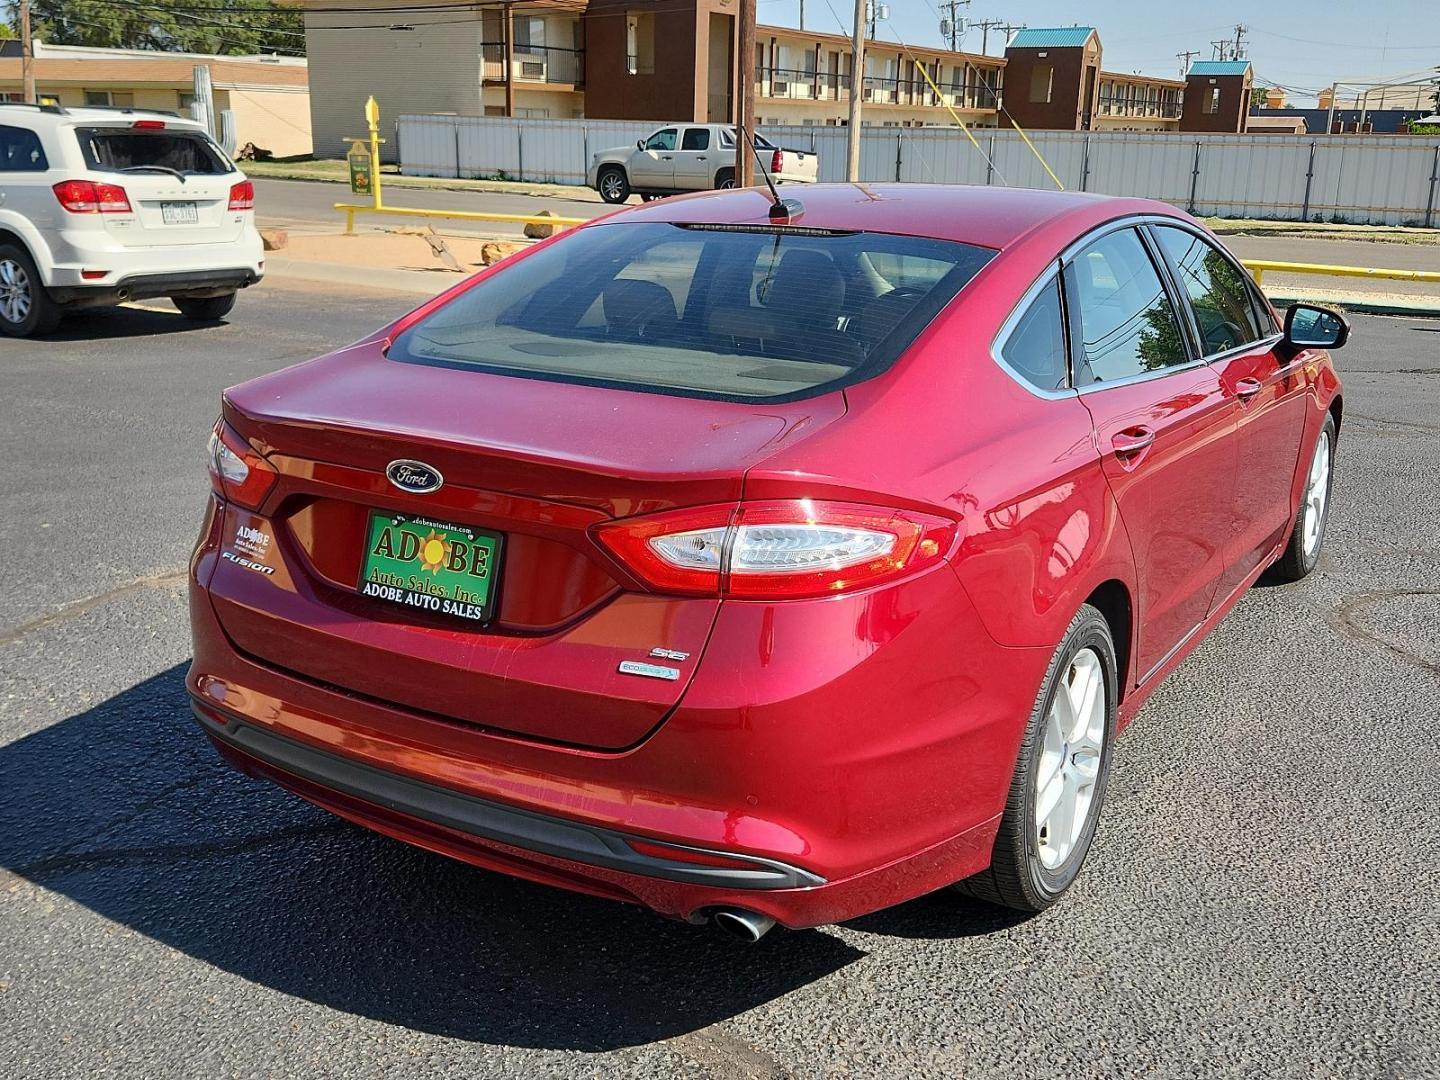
[386,459,444,494]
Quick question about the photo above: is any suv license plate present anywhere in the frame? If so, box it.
[161,202,199,225]
[358,512,502,624]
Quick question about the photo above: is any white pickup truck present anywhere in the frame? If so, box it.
[587,124,819,204]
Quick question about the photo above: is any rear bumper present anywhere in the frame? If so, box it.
[193,699,822,892]
[50,267,261,306]
[43,225,264,292]
[188,495,1046,927]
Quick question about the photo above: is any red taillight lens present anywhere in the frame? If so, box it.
[227,180,255,212]
[595,500,957,599]
[771,149,783,174]
[206,420,277,509]
[132,119,166,130]
[53,179,131,214]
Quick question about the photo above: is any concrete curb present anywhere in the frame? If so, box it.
[1264,291,1440,318]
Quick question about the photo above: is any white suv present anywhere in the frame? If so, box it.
[0,103,263,337]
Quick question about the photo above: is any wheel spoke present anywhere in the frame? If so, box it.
[1035,771,1066,834]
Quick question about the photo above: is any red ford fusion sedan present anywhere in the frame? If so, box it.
[189,184,1345,940]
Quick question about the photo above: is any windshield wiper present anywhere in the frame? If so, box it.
[119,165,187,183]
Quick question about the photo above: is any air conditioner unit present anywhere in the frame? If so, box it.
[773,80,790,96]
[515,59,546,81]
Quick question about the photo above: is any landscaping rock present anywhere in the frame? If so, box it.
[259,228,289,251]
[523,209,559,239]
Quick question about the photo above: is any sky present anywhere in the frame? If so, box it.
[756,0,1440,105]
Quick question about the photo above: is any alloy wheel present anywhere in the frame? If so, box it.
[1302,430,1332,561]
[600,173,624,201]
[0,258,33,325]
[1034,647,1106,871]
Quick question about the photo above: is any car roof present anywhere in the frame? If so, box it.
[0,102,205,131]
[609,183,1187,251]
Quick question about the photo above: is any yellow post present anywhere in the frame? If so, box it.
[1250,266,1264,284]
[365,95,383,210]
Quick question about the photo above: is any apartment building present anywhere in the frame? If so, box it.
[1000,28,1186,133]
[1181,60,1252,133]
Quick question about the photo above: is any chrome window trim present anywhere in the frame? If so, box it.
[989,212,1273,402]
[989,261,1077,400]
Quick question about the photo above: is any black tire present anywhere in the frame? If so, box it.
[597,166,630,204]
[957,603,1118,913]
[173,292,237,322]
[715,168,736,190]
[0,243,62,338]
[1270,413,1337,583]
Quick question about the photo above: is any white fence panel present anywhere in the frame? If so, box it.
[397,115,1440,227]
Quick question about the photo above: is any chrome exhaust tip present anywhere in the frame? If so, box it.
[711,908,776,943]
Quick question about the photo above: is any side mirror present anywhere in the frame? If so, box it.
[637,139,645,150]
[1284,303,1349,350]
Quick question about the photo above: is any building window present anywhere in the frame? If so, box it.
[1203,85,1220,114]
[84,90,135,108]
[626,12,654,75]
[1029,65,1053,105]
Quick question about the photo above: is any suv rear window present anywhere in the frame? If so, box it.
[389,222,994,401]
[75,127,232,176]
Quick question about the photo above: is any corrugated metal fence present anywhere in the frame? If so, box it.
[397,115,1440,226]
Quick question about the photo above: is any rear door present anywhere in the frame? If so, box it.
[671,126,715,189]
[72,122,244,247]
[628,127,677,189]
[1149,223,1307,599]
[0,123,55,229]
[1066,225,1237,684]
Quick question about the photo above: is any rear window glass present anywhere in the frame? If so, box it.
[75,127,233,176]
[389,222,994,401]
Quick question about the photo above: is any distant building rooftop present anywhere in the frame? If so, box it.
[1188,60,1252,77]
[1008,27,1097,50]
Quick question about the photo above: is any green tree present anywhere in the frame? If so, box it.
[20,0,304,56]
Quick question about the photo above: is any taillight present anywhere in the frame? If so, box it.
[52,179,131,214]
[771,149,784,174]
[206,420,277,509]
[227,180,255,211]
[596,500,957,599]
[132,119,166,130]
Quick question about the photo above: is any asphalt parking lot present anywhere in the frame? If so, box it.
[1,279,1437,1079]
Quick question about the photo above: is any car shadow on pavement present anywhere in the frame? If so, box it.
[37,306,224,341]
[0,664,863,1050]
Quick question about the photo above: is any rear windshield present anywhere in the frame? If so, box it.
[389,222,994,401]
[75,127,233,177]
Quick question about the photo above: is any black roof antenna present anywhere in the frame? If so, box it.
[737,123,802,221]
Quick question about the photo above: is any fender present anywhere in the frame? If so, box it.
[0,209,55,279]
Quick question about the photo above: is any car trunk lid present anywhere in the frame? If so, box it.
[207,340,846,749]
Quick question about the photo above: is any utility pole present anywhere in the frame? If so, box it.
[972,19,1004,56]
[1176,49,1199,79]
[1232,23,1247,60]
[737,0,756,186]
[20,0,36,105]
[997,23,1025,49]
[846,0,865,181]
[798,0,804,32]
[939,0,969,52]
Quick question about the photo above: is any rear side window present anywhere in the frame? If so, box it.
[681,128,710,151]
[389,221,995,402]
[75,127,232,176]
[1152,226,1265,355]
[0,125,47,172]
[1001,276,1068,392]
[1064,228,1189,385]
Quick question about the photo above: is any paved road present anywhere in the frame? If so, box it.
[1,281,1438,1079]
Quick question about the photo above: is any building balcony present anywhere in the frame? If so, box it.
[481,43,584,88]
[755,68,1000,112]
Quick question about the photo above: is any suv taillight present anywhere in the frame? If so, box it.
[52,180,131,214]
[227,180,255,211]
[207,420,278,509]
[595,500,957,599]
[771,149,784,174]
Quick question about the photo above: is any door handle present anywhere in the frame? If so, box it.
[661,155,672,160]
[1235,377,1263,401]
[1111,427,1156,459]
[697,155,707,160]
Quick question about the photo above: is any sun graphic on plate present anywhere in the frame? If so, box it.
[418,530,450,573]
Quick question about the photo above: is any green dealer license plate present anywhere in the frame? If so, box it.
[358,512,501,624]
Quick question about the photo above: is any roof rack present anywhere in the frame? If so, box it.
[0,101,67,114]
[73,105,182,118]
